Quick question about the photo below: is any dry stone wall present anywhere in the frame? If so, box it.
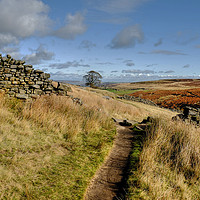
[0,54,68,99]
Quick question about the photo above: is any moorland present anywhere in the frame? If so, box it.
[1,79,200,199]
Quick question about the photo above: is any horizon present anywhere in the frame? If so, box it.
[0,0,200,82]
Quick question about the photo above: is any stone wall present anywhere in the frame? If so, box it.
[118,94,158,107]
[0,54,68,99]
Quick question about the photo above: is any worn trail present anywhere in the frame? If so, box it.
[84,120,138,200]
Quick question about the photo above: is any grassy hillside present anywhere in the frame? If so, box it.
[2,84,198,200]
[0,86,159,199]
[127,119,200,200]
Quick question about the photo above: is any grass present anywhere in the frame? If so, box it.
[0,93,117,199]
[127,118,200,200]
[2,85,195,200]
[104,88,137,95]
[0,86,152,199]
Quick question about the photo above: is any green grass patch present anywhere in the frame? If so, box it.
[125,127,147,200]
[0,96,116,199]
[104,89,136,95]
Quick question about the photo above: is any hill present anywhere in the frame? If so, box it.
[1,83,200,199]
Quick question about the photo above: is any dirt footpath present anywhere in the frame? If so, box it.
[84,124,135,200]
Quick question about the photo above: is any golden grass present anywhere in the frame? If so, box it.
[0,85,155,199]
[0,86,185,199]
[0,92,117,199]
[131,118,200,200]
[107,80,200,91]
[68,86,147,121]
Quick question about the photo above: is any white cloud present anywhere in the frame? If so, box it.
[122,69,155,74]
[0,0,52,47]
[23,44,55,65]
[87,0,150,14]
[54,12,87,39]
[48,61,90,69]
[1,46,21,59]
[109,25,144,49]
[50,71,84,80]
[0,33,19,48]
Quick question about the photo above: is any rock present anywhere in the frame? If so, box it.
[52,81,59,89]
[119,119,132,126]
[103,96,111,100]
[34,69,43,73]
[16,93,28,99]
[32,85,40,89]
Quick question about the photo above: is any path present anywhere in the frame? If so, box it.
[84,120,139,200]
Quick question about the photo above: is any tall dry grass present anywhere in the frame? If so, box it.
[68,86,146,121]
[136,119,200,200]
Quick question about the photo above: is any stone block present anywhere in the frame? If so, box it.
[16,93,28,99]
[11,65,17,69]
[34,69,44,73]
[28,81,34,85]
[52,81,58,89]
[4,68,11,73]
[11,69,17,73]
[12,81,20,85]
[36,81,43,85]
[17,65,24,69]
[32,85,40,89]
[34,89,43,95]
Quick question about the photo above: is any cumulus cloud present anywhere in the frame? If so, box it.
[0,34,19,48]
[0,0,52,47]
[1,46,21,59]
[79,40,96,50]
[48,60,90,69]
[122,69,155,74]
[53,12,87,40]
[23,45,55,65]
[86,0,150,14]
[109,25,144,49]
[154,38,163,47]
[183,64,190,68]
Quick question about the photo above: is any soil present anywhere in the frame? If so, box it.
[84,122,136,200]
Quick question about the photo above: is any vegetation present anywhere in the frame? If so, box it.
[1,81,200,200]
[83,70,102,88]
[104,88,137,95]
[0,86,148,199]
[127,118,200,199]
[129,88,200,109]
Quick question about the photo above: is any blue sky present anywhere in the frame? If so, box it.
[0,0,200,82]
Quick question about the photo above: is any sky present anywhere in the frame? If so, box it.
[0,0,200,82]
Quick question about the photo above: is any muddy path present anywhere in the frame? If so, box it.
[84,120,142,200]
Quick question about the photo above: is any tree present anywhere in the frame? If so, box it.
[83,70,102,88]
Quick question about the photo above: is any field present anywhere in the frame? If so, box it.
[106,79,200,110]
[1,80,200,199]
